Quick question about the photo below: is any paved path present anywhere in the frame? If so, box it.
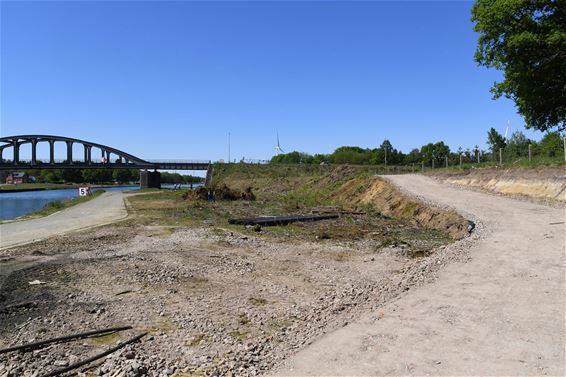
[0,191,127,250]
[272,174,565,376]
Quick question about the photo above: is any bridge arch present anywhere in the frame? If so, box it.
[0,135,150,168]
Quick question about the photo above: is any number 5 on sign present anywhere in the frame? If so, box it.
[79,187,91,196]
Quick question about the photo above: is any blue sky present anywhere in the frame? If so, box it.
[1,1,541,162]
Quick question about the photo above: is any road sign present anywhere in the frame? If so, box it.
[79,187,91,196]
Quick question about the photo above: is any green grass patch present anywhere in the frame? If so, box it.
[88,331,120,346]
[0,183,81,191]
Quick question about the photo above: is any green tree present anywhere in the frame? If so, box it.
[420,142,450,167]
[506,131,532,158]
[487,127,507,157]
[538,132,564,158]
[403,148,422,165]
[61,169,83,183]
[471,0,566,131]
[113,169,132,184]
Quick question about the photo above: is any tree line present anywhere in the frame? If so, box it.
[21,168,203,184]
[270,131,564,167]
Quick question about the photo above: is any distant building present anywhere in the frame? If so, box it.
[5,172,30,184]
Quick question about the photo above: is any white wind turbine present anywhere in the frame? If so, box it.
[275,130,285,156]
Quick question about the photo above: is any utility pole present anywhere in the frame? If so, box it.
[459,154,462,168]
[528,144,532,161]
[499,148,503,165]
[384,145,387,167]
[445,156,448,168]
[476,149,480,164]
[432,158,435,170]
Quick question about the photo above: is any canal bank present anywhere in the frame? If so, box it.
[0,186,138,220]
[0,191,129,250]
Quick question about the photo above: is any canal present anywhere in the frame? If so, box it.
[0,184,198,220]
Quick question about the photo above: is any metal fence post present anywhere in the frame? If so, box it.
[445,155,448,168]
[528,144,532,161]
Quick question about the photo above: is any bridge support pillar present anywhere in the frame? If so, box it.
[140,170,161,189]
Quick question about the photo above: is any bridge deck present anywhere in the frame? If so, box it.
[0,162,211,171]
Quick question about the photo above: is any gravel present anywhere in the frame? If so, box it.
[0,221,477,376]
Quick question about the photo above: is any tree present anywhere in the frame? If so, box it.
[113,169,132,184]
[420,142,450,167]
[404,148,422,165]
[538,132,565,158]
[61,169,83,183]
[506,131,532,158]
[487,127,507,157]
[471,0,566,132]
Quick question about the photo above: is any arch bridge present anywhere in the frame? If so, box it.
[0,135,210,171]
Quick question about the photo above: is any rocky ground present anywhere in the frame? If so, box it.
[0,214,473,376]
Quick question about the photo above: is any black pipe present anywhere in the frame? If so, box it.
[0,326,132,354]
[39,332,147,377]
[229,213,339,226]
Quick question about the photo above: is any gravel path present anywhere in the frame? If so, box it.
[0,191,127,250]
[272,174,565,376]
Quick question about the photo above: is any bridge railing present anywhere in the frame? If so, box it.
[146,159,211,164]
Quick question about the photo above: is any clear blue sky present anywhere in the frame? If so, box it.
[1,0,541,162]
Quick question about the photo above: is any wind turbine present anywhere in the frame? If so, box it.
[275,130,285,156]
[504,120,510,142]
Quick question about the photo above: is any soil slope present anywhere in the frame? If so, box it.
[432,166,566,203]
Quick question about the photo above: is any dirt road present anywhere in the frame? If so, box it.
[0,191,127,250]
[273,174,565,376]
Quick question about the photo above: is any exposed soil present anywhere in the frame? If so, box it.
[0,220,466,377]
[0,167,473,376]
[430,166,566,204]
[273,174,564,376]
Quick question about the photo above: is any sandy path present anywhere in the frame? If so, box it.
[0,191,127,250]
[272,174,565,376]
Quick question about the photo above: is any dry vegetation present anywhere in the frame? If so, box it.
[0,165,471,376]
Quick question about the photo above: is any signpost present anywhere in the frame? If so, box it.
[79,187,91,197]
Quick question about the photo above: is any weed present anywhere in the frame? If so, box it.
[228,328,250,340]
[88,331,120,346]
[248,297,269,306]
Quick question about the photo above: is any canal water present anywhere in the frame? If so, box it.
[0,184,197,220]
[0,186,138,220]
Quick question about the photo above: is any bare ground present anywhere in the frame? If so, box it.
[272,174,565,376]
[0,202,464,376]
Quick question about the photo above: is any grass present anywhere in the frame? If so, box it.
[88,331,120,346]
[423,156,565,173]
[0,182,81,191]
[248,297,269,306]
[124,164,453,253]
[228,328,251,341]
[187,333,210,346]
[147,317,177,333]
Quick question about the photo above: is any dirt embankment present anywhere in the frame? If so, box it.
[215,165,470,240]
[330,176,468,240]
[431,167,566,204]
